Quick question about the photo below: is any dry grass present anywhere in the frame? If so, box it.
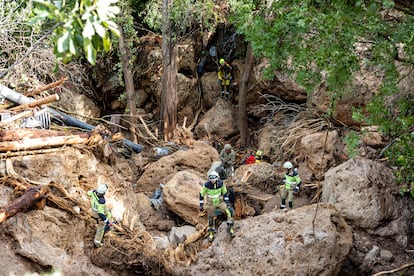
[250,93,330,162]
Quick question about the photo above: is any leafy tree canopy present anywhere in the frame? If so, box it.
[139,0,220,37]
[31,0,121,65]
[229,0,414,186]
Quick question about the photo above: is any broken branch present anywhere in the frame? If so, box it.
[25,77,67,97]
[9,94,59,112]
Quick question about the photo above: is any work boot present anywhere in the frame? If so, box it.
[288,201,293,209]
[221,91,225,99]
[208,228,215,242]
[280,198,286,209]
[227,221,235,238]
[224,92,229,100]
[94,240,103,248]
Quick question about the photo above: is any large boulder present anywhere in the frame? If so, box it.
[194,100,238,139]
[253,59,307,102]
[321,157,399,229]
[299,130,344,180]
[163,170,204,226]
[3,207,112,275]
[179,204,352,276]
[135,141,219,194]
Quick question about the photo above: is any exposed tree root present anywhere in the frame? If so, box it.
[371,260,414,276]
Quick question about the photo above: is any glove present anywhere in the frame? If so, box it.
[293,186,299,193]
[199,204,204,212]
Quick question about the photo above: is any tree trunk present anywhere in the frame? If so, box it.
[118,24,139,143]
[0,129,87,141]
[161,0,177,141]
[0,85,144,152]
[0,135,88,152]
[238,44,254,148]
[0,186,49,224]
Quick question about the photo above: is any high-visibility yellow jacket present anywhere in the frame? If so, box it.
[87,190,112,221]
[284,171,301,190]
[199,179,229,206]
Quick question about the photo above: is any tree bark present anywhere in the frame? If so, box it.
[0,186,49,224]
[9,94,59,112]
[0,129,87,141]
[238,44,254,148]
[118,24,139,143]
[25,77,67,97]
[0,135,88,152]
[161,0,177,141]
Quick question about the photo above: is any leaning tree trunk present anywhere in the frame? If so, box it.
[161,0,177,141]
[239,44,254,148]
[118,24,139,143]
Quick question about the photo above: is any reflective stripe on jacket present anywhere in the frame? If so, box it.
[200,180,228,206]
[87,190,112,220]
[284,172,301,190]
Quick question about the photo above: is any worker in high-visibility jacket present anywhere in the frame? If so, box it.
[255,150,263,163]
[280,161,301,209]
[87,183,112,247]
[199,171,235,242]
[217,58,232,100]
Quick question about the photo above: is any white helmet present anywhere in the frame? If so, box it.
[283,161,293,169]
[96,183,108,195]
[208,171,219,180]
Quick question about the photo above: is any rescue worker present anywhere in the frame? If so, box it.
[245,152,256,164]
[255,150,263,163]
[219,144,236,179]
[280,161,301,210]
[199,171,235,242]
[87,183,112,247]
[217,58,232,100]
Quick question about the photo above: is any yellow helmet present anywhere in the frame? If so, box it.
[255,150,263,157]
[219,58,225,65]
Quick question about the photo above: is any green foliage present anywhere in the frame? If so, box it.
[31,0,121,65]
[343,130,360,158]
[230,0,414,187]
[140,0,219,35]
[114,0,140,84]
[399,182,414,198]
[140,0,162,31]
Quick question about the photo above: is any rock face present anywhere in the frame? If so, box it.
[180,204,352,276]
[2,207,112,275]
[321,157,399,229]
[299,130,344,180]
[135,141,219,194]
[163,170,204,226]
[194,99,238,139]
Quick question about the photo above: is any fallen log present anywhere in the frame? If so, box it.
[0,84,144,153]
[0,128,88,141]
[0,134,88,152]
[0,186,49,223]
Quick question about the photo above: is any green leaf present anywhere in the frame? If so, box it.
[102,35,111,52]
[84,39,97,65]
[68,35,77,55]
[57,29,70,53]
[93,21,106,38]
[82,17,95,38]
[102,20,120,37]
